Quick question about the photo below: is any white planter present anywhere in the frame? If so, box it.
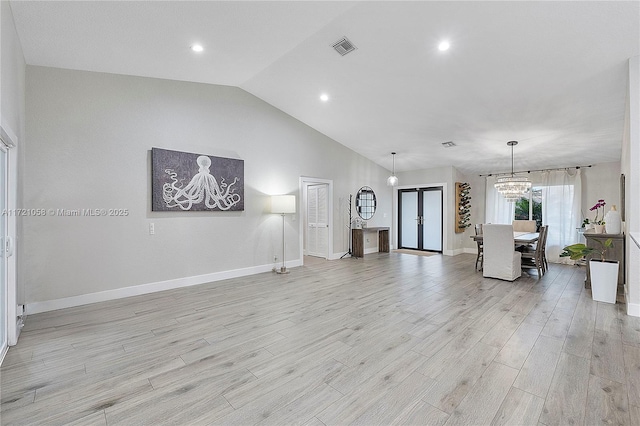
[604,206,622,234]
[589,259,619,303]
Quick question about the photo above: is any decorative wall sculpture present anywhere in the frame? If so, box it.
[455,182,471,233]
[152,148,244,212]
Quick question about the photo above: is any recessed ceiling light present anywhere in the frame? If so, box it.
[191,44,204,53]
[438,41,450,51]
[320,93,329,102]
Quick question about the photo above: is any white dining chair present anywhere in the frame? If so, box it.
[512,220,537,233]
[482,224,522,281]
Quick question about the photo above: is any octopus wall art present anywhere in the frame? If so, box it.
[152,148,244,212]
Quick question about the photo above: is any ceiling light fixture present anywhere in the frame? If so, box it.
[494,141,531,202]
[320,93,329,102]
[438,41,450,51]
[191,44,204,53]
[442,141,456,148]
[387,152,398,187]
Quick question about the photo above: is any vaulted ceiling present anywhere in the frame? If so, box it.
[9,1,640,175]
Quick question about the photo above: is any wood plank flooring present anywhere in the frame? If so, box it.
[1,253,639,425]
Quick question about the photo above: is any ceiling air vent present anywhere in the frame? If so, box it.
[332,37,357,56]
[442,141,456,148]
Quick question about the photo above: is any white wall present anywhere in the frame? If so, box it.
[1,1,25,138]
[581,162,621,221]
[23,66,392,312]
[623,55,639,317]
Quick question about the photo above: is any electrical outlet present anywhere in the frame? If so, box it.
[273,255,278,262]
[149,223,155,235]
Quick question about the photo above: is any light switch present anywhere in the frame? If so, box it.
[149,223,155,235]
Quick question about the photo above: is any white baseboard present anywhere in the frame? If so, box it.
[443,249,464,256]
[625,284,640,317]
[463,247,478,254]
[330,251,348,260]
[26,259,303,315]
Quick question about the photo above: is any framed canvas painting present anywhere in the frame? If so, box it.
[152,148,244,212]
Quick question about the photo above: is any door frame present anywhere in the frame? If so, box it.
[393,182,449,254]
[0,144,7,363]
[299,177,333,261]
[398,186,443,252]
[0,124,18,363]
[304,182,329,259]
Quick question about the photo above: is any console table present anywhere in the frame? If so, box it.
[352,227,390,257]
[584,232,625,291]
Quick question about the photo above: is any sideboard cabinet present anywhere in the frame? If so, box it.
[352,227,390,258]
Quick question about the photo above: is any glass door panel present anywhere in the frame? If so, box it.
[423,189,442,251]
[400,191,418,249]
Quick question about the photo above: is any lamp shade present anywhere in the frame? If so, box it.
[271,195,296,214]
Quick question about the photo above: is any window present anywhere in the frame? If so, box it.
[514,187,542,230]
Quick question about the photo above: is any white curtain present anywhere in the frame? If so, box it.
[485,176,516,224]
[542,169,582,264]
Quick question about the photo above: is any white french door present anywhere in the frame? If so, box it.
[306,184,329,258]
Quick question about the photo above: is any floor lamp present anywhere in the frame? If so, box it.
[271,195,296,274]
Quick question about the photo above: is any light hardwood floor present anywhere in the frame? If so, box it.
[1,253,639,425]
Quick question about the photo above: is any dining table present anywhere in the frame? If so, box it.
[470,231,539,244]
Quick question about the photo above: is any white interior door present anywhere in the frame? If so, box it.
[0,146,7,362]
[307,184,328,258]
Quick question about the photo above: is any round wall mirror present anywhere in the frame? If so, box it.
[356,186,377,220]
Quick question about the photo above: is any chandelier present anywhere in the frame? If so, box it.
[387,152,398,186]
[494,141,531,202]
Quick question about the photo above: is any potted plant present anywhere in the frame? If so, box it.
[588,199,606,233]
[560,238,618,303]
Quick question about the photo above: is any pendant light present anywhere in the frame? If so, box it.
[387,152,398,186]
[494,141,531,201]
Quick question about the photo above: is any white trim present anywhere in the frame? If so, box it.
[626,284,640,317]
[364,247,378,255]
[330,251,347,260]
[299,177,334,262]
[0,125,17,148]
[26,259,303,315]
[443,249,462,256]
[627,302,640,317]
[463,247,478,254]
